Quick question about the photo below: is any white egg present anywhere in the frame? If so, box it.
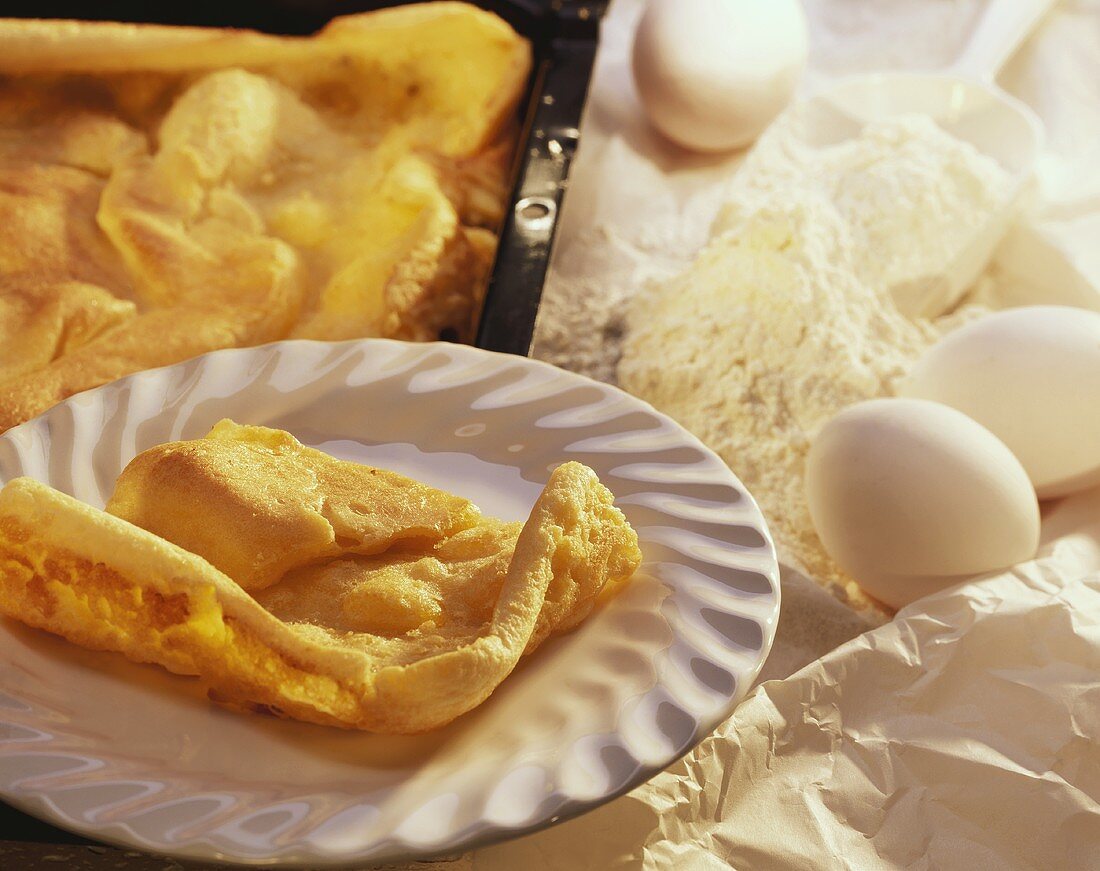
[901,306,1100,499]
[631,0,808,153]
[806,398,1040,609]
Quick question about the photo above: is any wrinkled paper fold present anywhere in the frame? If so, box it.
[477,490,1100,869]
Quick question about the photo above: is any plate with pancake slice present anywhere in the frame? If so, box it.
[0,339,779,866]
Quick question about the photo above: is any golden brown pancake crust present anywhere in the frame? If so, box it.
[0,424,641,733]
[0,6,531,431]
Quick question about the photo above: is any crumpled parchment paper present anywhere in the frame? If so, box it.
[474,0,1100,867]
[476,493,1100,871]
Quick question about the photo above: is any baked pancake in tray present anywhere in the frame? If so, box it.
[0,421,641,733]
[0,3,531,432]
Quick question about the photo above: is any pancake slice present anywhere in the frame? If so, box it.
[106,420,485,592]
[0,429,641,733]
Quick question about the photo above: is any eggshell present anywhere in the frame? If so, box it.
[631,0,808,152]
[900,305,1100,499]
[806,398,1040,608]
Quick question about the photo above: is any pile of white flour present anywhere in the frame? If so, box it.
[617,113,1014,609]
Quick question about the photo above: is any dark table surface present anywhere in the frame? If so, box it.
[0,803,189,869]
[0,802,465,868]
[0,802,216,868]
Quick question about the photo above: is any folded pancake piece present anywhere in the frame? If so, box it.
[0,429,641,732]
[110,421,640,652]
[107,420,484,592]
[263,519,522,640]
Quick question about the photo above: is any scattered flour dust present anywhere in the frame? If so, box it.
[618,113,1014,611]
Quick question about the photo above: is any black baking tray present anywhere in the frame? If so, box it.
[0,0,603,859]
[0,0,604,357]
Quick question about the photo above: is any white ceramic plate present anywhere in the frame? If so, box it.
[0,340,779,867]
